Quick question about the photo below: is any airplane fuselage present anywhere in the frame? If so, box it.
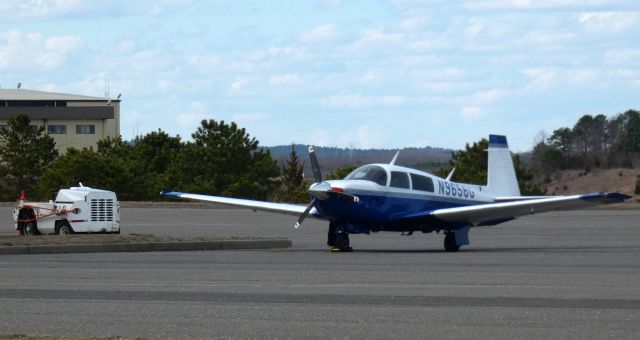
[310,163,495,234]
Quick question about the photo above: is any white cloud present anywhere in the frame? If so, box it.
[469,89,504,105]
[309,124,386,148]
[381,96,407,106]
[186,53,220,68]
[522,67,557,89]
[460,107,484,122]
[177,101,209,128]
[269,74,302,86]
[229,77,251,94]
[355,125,383,149]
[316,0,343,9]
[0,30,83,70]
[516,30,575,47]
[352,29,404,50]
[322,93,407,108]
[300,23,339,43]
[463,0,618,11]
[579,11,640,33]
[358,70,381,84]
[310,129,332,147]
[323,93,369,108]
[67,72,108,97]
[265,46,308,59]
[605,48,640,64]
[0,0,86,21]
[398,16,428,32]
[413,67,465,81]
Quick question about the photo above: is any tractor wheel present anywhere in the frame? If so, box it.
[23,222,38,236]
[57,222,73,235]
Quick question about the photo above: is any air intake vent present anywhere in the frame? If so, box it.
[91,199,114,222]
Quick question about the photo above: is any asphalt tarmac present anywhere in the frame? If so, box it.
[0,206,639,339]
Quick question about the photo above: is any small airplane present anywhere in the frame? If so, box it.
[161,135,631,252]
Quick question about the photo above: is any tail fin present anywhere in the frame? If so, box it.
[486,135,520,196]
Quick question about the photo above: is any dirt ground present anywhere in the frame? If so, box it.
[545,168,640,199]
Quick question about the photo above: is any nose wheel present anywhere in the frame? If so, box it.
[327,221,352,252]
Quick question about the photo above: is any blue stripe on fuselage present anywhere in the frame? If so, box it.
[314,189,481,229]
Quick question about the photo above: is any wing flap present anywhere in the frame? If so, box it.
[432,192,630,224]
[161,191,315,217]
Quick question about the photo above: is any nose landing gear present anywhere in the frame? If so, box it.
[327,221,352,252]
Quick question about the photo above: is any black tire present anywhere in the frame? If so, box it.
[327,222,337,246]
[336,232,350,252]
[444,232,460,252]
[57,221,73,235]
[23,222,38,236]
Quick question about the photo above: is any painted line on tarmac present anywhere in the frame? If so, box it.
[2,288,639,310]
[0,281,635,290]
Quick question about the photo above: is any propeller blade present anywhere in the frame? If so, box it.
[309,146,323,184]
[294,198,317,229]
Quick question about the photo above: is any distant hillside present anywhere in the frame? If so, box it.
[544,168,640,199]
[266,144,452,178]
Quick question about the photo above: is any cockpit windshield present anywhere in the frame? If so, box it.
[345,165,388,186]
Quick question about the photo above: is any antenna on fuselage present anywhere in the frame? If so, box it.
[390,150,400,165]
[445,167,456,181]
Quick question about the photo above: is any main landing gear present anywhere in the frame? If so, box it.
[327,221,352,252]
[443,226,471,252]
[443,231,460,252]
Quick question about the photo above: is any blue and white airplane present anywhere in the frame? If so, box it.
[162,135,630,252]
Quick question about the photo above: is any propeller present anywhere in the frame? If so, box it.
[294,146,323,229]
[294,198,317,229]
[294,146,359,229]
[309,146,322,184]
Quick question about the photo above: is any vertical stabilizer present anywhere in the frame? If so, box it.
[487,135,520,196]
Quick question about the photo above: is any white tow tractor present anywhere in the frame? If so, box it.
[14,185,120,236]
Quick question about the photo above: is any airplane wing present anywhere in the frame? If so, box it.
[161,191,319,217]
[432,192,630,225]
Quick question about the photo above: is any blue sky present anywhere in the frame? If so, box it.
[1,0,638,151]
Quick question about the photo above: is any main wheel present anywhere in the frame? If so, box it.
[444,231,460,252]
[57,222,73,235]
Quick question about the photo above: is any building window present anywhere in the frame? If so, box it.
[47,125,67,134]
[76,125,95,134]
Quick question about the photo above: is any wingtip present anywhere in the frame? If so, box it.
[580,192,632,203]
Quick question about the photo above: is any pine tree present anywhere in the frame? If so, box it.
[277,144,308,203]
[281,144,304,190]
[0,114,59,200]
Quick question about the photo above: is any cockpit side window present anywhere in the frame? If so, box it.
[345,165,388,186]
[390,171,410,189]
[410,173,434,192]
